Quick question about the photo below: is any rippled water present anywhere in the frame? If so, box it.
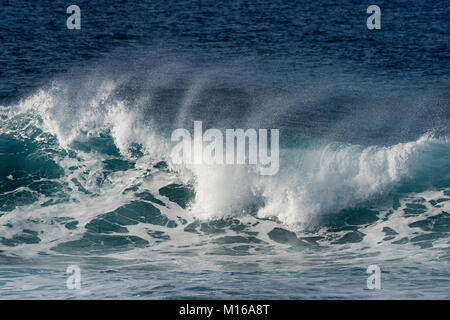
[0,0,449,299]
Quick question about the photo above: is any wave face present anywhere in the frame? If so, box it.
[0,62,449,298]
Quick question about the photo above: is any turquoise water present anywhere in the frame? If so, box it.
[0,101,449,298]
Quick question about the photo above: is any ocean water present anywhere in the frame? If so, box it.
[0,0,449,299]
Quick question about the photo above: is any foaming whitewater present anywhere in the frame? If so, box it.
[187,134,448,226]
[0,70,449,299]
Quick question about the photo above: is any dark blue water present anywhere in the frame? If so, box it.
[0,0,449,299]
[2,0,449,101]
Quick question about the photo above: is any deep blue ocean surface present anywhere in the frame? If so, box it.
[0,0,449,299]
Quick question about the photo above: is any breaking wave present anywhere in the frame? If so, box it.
[0,70,448,265]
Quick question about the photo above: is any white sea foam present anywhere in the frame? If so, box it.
[183,134,448,226]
